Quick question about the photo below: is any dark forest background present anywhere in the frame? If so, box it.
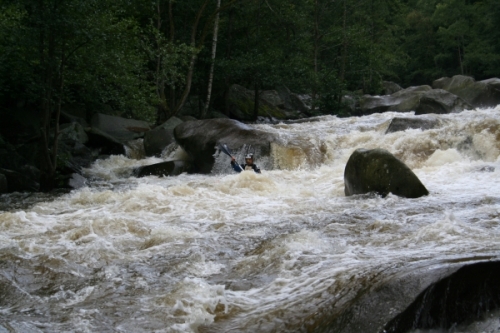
[1,0,499,190]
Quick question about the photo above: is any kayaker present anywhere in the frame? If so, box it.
[231,153,261,173]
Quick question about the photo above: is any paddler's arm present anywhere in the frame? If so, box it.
[230,157,242,173]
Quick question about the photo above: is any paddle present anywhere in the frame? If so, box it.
[219,143,243,172]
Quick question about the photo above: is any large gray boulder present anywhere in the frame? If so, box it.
[359,86,432,114]
[225,84,289,121]
[90,113,151,143]
[143,117,183,157]
[173,118,276,173]
[382,261,500,333]
[59,122,89,145]
[382,81,403,95]
[86,127,127,155]
[414,89,472,115]
[344,148,428,198]
[433,75,500,108]
[359,85,472,115]
[385,115,442,134]
[276,85,312,116]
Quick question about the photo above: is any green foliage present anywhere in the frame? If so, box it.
[1,0,500,123]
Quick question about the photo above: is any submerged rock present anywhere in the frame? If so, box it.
[344,148,428,198]
[385,115,442,134]
[133,160,192,177]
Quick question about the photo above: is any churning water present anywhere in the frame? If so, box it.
[1,107,500,333]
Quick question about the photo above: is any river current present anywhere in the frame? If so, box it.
[1,107,500,333]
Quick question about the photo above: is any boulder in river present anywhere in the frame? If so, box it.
[225,84,290,121]
[173,118,276,173]
[385,115,443,134]
[414,89,473,115]
[359,85,472,116]
[143,117,183,157]
[344,148,428,198]
[382,81,403,95]
[359,85,432,115]
[86,127,127,156]
[90,113,151,143]
[433,75,500,108]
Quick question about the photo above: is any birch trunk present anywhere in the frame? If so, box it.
[202,0,221,119]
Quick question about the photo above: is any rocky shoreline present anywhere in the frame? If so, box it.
[1,74,499,194]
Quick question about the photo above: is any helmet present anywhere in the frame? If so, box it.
[245,154,254,159]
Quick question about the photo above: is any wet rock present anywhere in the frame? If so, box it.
[315,259,500,333]
[477,165,495,172]
[359,85,473,116]
[415,89,473,115]
[133,160,192,177]
[90,113,151,143]
[173,118,276,173]
[382,81,403,95]
[68,173,87,189]
[144,117,183,157]
[58,141,97,173]
[344,148,428,198]
[86,127,126,156]
[383,261,500,333]
[385,115,442,134]
[276,85,295,110]
[0,166,40,192]
[433,75,500,108]
[290,93,313,115]
[59,122,89,145]
[359,85,432,115]
[226,84,288,121]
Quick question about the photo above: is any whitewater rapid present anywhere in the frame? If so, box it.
[1,107,500,333]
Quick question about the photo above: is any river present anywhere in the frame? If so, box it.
[1,107,500,333]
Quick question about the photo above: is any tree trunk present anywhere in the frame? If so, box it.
[169,0,209,118]
[340,0,347,83]
[458,37,464,75]
[311,0,320,113]
[155,1,169,124]
[203,0,222,119]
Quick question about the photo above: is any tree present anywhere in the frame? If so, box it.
[0,0,151,191]
[202,0,222,119]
